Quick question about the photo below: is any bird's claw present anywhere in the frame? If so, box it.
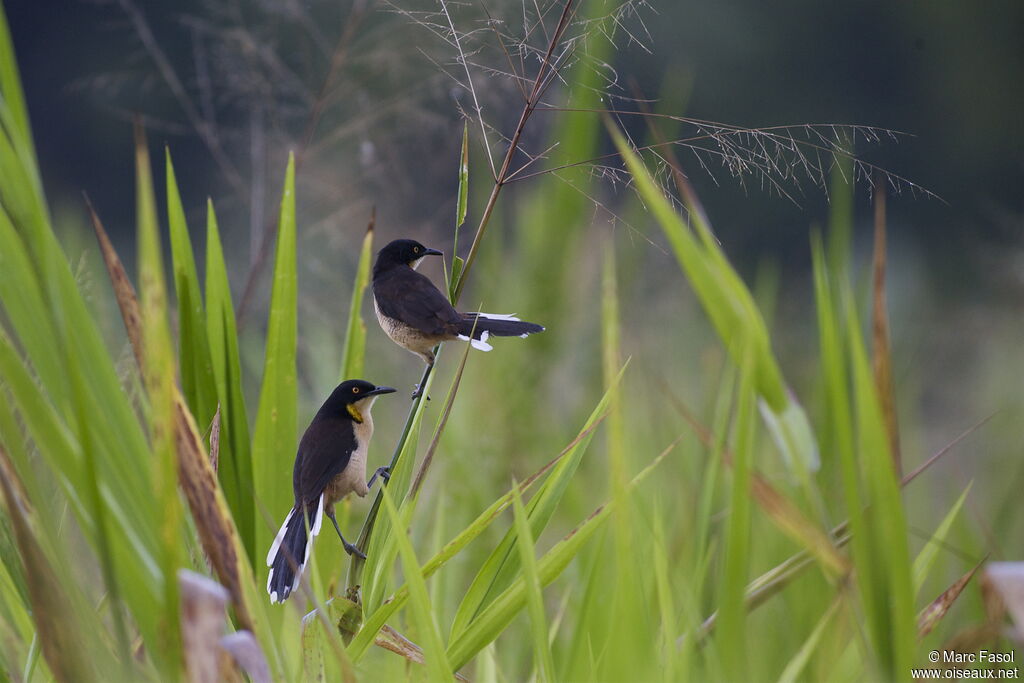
[367,466,391,489]
[344,542,367,560]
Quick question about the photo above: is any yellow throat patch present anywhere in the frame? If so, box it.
[346,403,364,424]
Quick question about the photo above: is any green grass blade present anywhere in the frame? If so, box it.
[339,219,374,380]
[456,122,469,229]
[348,422,604,661]
[0,4,41,199]
[849,311,916,672]
[166,150,218,432]
[913,484,971,597]
[651,511,679,682]
[715,346,757,682]
[845,292,916,677]
[446,437,675,671]
[134,122,184,678]
[359,385,434,616]
[0,451,107,682]
[511,483,556,682]
[252,153,299,563]
[378,485,454,681]
[777,598,842,683]
[448,362,628,642]
[449,122,469,301]
[66,348,132,672]
[204,200,255,562]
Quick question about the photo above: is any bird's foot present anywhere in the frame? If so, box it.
[368,466,391,489]
[344,541,367,560]
[411,384,431,401]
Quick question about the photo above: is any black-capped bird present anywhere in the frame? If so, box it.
[372,239,545,388]
[266,379,396,604]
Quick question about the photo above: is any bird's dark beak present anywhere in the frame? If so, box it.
[366,385,397,397]
[423,248,443,257]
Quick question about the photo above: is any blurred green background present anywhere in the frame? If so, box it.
[7,0,1020,482]
[2,0,1022,678]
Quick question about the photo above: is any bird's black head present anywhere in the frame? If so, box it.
[321,380,396,422]
[374,239,442,274]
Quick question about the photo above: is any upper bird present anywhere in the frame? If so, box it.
[266,379,396,604]
[372,238,545,384]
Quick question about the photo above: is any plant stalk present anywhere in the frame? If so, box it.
[347,0,577,594]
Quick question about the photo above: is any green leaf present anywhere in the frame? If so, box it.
[0,5,40,193]
[204,200,255,562]
[339,220,374,380]
[913,484,971,596]
[166,150,219,431]
[378,485,454,681]
[445,438,675,671]
[511,482,556,682]
[846,290,916,678]
[360,381,434,615]
[715,346,757,682]
[348,421,605,662]
[777,599,842,683]
[447,255,464,304]
[457,122,469,228]
[133,123,183,677]
[448,122,469,302]
[252,153,299,566]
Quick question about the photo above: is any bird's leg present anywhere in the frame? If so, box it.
[367,466,391,490]
[325,508,366,560]
[411,356,435,400]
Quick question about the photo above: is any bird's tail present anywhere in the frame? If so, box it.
[266,495,323,604]
[457,313,545,351]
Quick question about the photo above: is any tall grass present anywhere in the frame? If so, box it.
[0,1,1019,681]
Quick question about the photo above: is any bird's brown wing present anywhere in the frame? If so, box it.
[293,417,356,506]
[373,268,463,336]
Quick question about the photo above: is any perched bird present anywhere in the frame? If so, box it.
[266,379,396,604]
[372,238,545,391]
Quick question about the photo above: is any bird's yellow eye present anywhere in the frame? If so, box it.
[413,246,420,253]
[352,387,360,394]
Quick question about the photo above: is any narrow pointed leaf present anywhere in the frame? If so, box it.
[339,216,374,380]
[379,486,453,681]
[204,200,254,561]
[252,154,298,560]
[166,150,219,432]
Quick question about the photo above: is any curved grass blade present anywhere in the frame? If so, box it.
[204,200,254,561]
[608,121,818,475]
[378,485,454,681]
[715,346,757,682]
[777,597,843,683]
[252,153,298,561]
[913,484,971,597]
[511,483,556,682]
[0,446,108,682]
[166,150,218,432]
[348,415,608,661]
[339,213,375,381]
[446,436,679,672]
[134,120,184,677]
[448,122,469,301]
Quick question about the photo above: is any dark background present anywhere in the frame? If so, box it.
[5,0,1023,309]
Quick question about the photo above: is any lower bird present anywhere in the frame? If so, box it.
[266,379,395,604]
[372,238,545,394]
